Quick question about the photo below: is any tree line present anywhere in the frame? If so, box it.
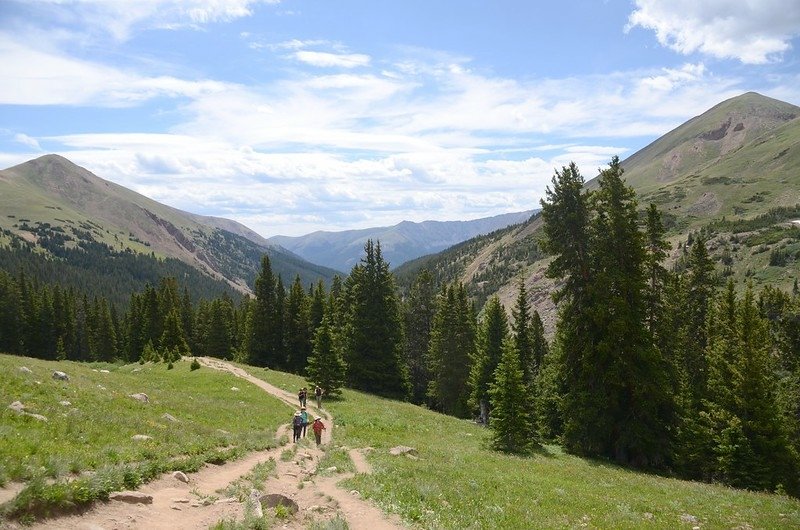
[1,157,798,497]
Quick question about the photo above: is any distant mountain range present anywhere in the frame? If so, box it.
[395,92,800,333]
[0,155,339,304]
[269,211,536,273]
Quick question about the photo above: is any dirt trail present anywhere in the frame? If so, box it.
[5,358,403,530]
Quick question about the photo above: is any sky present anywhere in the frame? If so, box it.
[1,1,800,237]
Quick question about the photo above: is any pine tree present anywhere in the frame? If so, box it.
[469,295,509,424]
[427,283,475,417]
[306,312,346,398]
[341,240,409,398]
[403,269,437,405]
[284,275,312,373]
[644,203,670,334]
[247,255,278,367]
[489,337,536,454]
[160,307,190,360]
[530,310,548,377]
[511,278,534,385]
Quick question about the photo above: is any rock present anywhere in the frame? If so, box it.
[643,512,654,520]
[389,445,418,457]
[259,493,299,515]
[130,393,149,403]
[52,371,69,381]
[172,471,189,483]
[59,400,72,406]
[110,491,153,504]
[231,386,240,392]
[8,401,25,412]
[680,514,699,524]
[171,506,182,511]
[131,434,152,441]
[325,466,337,473]
[248,490,264,518]
[349,489,361,497]
[309,505,329,513]
[217,429,230,435]
[132,368,141,373]
[215,497,238,504]
[18,366,32,375]
[99,369,110,373]
[172,498,191,504]
[299,452,313,460]
[25,413,48,422]
[162,413,179,422]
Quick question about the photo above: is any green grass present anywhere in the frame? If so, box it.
[0,354,292,519]
[243,367,800,529]
[219,458,277,501]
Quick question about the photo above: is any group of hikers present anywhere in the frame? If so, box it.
[292,385,326,445]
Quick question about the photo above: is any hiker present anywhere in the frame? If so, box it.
[298,387,307,407]
[292,411,303,443]
[311,416,326,446]
[300,406,309,438]
[314,385,323,409]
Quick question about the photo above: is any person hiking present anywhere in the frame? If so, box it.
[300,406,309,438]
[314,386,323,409]
[311,416,326,446]
[292,411,303,443]
[298,387,307,407]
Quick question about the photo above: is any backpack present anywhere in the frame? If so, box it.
[293,415,303,427]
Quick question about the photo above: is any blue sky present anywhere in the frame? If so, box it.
[1,1,799,237]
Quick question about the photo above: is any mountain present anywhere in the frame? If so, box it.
[0,155,339,304]
[395,92,800,332]
[269,211,537,273]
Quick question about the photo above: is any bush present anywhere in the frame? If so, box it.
[190,358,201,371]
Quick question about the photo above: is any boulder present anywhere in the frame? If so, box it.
[18,366,32,375]
[8,401,25,412]
[130,393,149,403]
[99,369,110,374]
[259,493,298,515]
[52,371,69,381]
[248,490,264,518]
[131,434,152,441]
[110,491,153,504]
[172,471,189,483]
[389,445,418,457]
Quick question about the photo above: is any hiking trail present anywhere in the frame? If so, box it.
[4,358,404,530]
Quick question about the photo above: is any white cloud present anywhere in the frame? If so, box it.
[293,51,371,68]
[14,0,280,41]
[627,0,800,64]
[13,133,41,150]
[0,34,231,106]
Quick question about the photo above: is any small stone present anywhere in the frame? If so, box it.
[97,385,106,390]
[18,366,32,375]
[99,369,110,373]
[162,413,179,422]
[132,368,141,373]
[325,466,337,473]
[132,434,152,441]
[59,400,72,406]
[110,491,153,504]
[349,490,361,497]
[8,401,25,412]
[52,371,69,381]
[190,502,200,508]
[172,498,191,504]
[25,413,48,422]
[285,472,298,478]
[172,471,189,483]
[130,393,149,403]
[643,512,654,520]
[681,514,699,524]
[171,505,181,511]
[389,445,417,457]
[230,387,240,392]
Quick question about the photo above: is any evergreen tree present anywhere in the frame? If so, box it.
[530,310,548,377]
[160,307,190,360]
[247,255,278,367]
[427,283,475,417]
[511,278,534,385]
[309,280,326,333]
[306,312,346,398]
[92,298,117,362]
[341,240,409,398]
[469,295,509,424]
[644,203,670,334]
[489,337,536,454]
[284,275,312,373]
[403,269,437,405]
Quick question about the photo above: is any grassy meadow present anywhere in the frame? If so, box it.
[0,354,290,519]
[248,367,800,529]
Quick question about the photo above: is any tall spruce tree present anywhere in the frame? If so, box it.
[427,283,475,417]
[247,255,279,367]
[403,269,437,405]
[511,278,534,385]
[284,275,312,373]
[469,295,509,424]
[341,240,409,398]
[306,311,346,398]
[489,337,537,454]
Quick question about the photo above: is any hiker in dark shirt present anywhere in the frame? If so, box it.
[315,386,323,409]
[298,388,307,407]
[292,411,303,443]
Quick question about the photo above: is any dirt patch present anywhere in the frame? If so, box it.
[686,191,721,216]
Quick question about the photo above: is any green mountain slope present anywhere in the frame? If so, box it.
[395,92,800,328]
[0,155,338,302]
